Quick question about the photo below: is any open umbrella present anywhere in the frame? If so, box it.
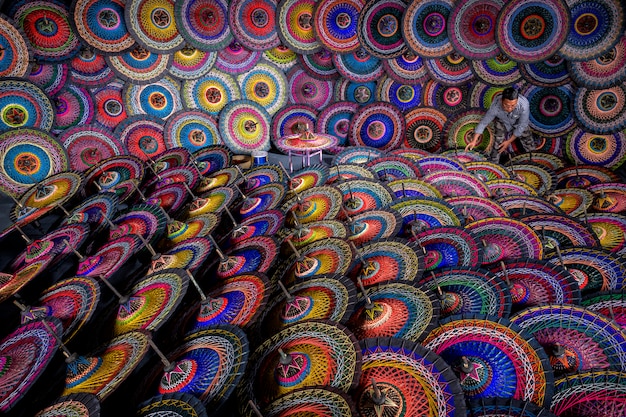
[155,325,249,409]
[357,0,406,58]
[521,213,599,251]
[218,99,271,155]
[424,170,491,198]
[366,156,423,181]
[192,146,232,177]
[355,337,465,417]
[546,247,626,295]
[490,259,580,311]
[417,156,465,175]
[402,0,454,58]
[331,146,386,166]
[261,387,356,417]
[35,393,101,417]
[487,179,539,198]
[227,209,284,246]
[68,48,114,88]
[511,304,626,375]
[390,197,463,237]
[586,213,626,255]
[497,195,564,218]
[413,226,482,270]
[258,274,356,334]
[62,330,151,400]
[335,179,395,218]
[169,47,217,80]
[403,107,446,152]
[465,217,543,265]
[551,369,626,417]
[349,102,405,151]
[273,237,353,286]
[0,318,63,414]
[423,314,554,407]
[110,204,168,245]
[137,393,207,417]
[51,84,94,134]
[448,0,502,60]
[346,209,402,246]
[238,320,360,412]
[283,220,347,250]
[420,267,511,318]
[327,164,376,183]
[582,291,626,330]
[214,235,279,279]
[148,238,213,275]
[281,186,342,226]
[238,61,287,116]
[28,62,67,96]
[347,281,439,342]
[111,269,189,337]
[446,196,508,223]
[186,272,269,332]
[71,0,136,55]
[60,126,125,172]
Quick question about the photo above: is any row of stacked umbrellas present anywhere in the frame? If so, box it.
[2,143,626,416]
[1,0,626,171]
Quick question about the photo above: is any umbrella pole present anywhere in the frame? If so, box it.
[40,318,73,359]
[553,245,567,271]
[135,233,161,260]
[499,261,512,287]
[181,181,198,201]
[277,280,293,302]
[370,378,387,405]
[97,274,127,303]
[13,223,32,244]
[131,180,147,202]
[55,203,72,217]
[185,269,207,302]
[429,271,444,299]
[147,337,174,372]
[355,276,373,308]
[207,234,229,263]
[63,238,84,261]
[5,191,24,209]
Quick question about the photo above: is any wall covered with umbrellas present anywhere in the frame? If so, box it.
[1,0,626,416]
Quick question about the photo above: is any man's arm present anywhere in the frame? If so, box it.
[466,100,499,150]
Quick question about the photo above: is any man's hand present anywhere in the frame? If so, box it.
[497,136,515,154]
[465,132,481,151]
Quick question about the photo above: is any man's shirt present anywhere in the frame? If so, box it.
[474,95,530,138]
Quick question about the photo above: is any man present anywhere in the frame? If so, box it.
[465,87,538,163]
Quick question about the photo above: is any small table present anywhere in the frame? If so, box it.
[275,131,338,172]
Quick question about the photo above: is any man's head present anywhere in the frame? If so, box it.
[501,87,519,112]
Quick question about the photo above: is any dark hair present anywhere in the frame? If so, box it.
[502,87,519,101]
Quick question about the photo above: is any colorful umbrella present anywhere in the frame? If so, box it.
[0,14,31,78]
[497,195,565,218]
[365,156,422,181]
[495,0,569,63]
[34,393,101,417]
[402,0,455,58]
[545,247,626,295]
[419,267,511,318]
[520,55,572,87]
[258,274,356,334]
[0,128,69,198]
[110,204,168,244]
[287,66,334,109]
[357,0,406,58]
[105,46,171,85]
[511,304,626,375]
[355,337,465,417]
[350,238,424,287]
[547,188,593,218]
[229,209,284,245]
[589,183,626,213]
[521,213,600,250]
[424,53,475,86]
[413,226,482,270]
[582,291,626,329]
[12,0,81,62]
[239,320,360,411]
[417,155,465,175]
[71,0,136,55]
[229,0,279,50]
[185,186,236,218]
[423,170,491,198]
[123,76,183,120]
[238,60,288,116]
[568,35,626,88]
[446,196,509,223]
[276,0,321,54]
[214,235,278,279]
[281,185,342,225]
[297,49,340,80]
[335,179,395,217]
[274,237,353,285]
[175,0,233,51]
[91,80,127,131]
[491,259,581,311]
[28,62,67,96]
[284,220,347,249]
[0,79,55,133]
[390,197,463,237]
[403,107,446,152]
[192,145,232,176]
[486,179,539,198]
[448,0,503,60]
[111,269,189,336]
[262,387,357,417]
[347,209,402,246]
[63,331,151,400]
[114,115,167,162]
[388,178,442,199]
[423,315,554,407]
[137,393,207,417]
[349,102,405,151]
[187,272,269,331]
[59,125,125,172]
[218,99,271,155]
[125,0,184,53]
[148,238,213,274]
[75,235,143,280]
[465,217,543,265]
[68,48,114,87]
[559,0,624,61]
[347,281,438,341]
[327,164,376,184]
[383,50,430,85]
[551,369,626,416]
[0,318,62,413]
[168,47,217,80]
[264,43,298,70]
[314,0,363,53]
[586,213,626,255]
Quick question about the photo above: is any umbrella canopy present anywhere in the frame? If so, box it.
[355,337,465,417]
[512,304,626,375]
[423,314,554,407]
